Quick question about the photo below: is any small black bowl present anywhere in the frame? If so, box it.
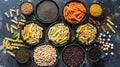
[20,21,44,46]
[32,43,59,67]
[87,46,104,63]
[62,0,87,25]
[35,0,59,24]
[15,48,30,63]
[47,22,71,47]
[61,44,86,67]
[76,22,99,47]
[20,2,34,15]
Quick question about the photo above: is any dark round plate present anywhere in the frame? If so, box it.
[47,22,71,47]
[32,43,59,67]
[62,0,87,25]
[34,0,59,24]
[75,22,99,47]
[20,21,44,46]
[61,44,86,67]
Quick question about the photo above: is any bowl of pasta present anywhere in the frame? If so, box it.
[76,22,99,46]
[20,21,44,46]
[47,22,71,47]
[62,0,87,24]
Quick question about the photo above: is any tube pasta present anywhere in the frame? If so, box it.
[48,23,70,45]
[21,23,43,44]
[63,2,86,24]
[76,23,97,45]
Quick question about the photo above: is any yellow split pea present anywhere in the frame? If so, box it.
[90,3,103,17]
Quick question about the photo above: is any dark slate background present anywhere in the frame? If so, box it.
[0,0,120,67]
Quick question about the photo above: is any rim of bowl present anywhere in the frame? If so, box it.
[20,1,34,15]
[46,22,71,47]
[20,21,44,46]
[32,43,59,67]
[34,0,60,24]
[75,22,99,47]
[62,0,87,25]
[61,44,86,67]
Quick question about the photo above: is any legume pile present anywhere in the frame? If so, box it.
[33,44,58,67]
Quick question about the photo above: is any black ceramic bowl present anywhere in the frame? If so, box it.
[20,2,34,15]
[89,3,103,17]
[87,45,104,63]
[32,43,59,67]
[76,22,99,47]
[15,48,30,63]
[20,21,44,46]
[62,0,87,25]
[61,44,86,67]
[35,0,59,24]
[47,22,71,47]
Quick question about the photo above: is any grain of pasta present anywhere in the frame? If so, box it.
[63,2,86,24]
[21,23,43,44]
[48,23,70,45]
[76,23,97,45]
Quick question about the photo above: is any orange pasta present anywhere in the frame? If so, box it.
[63,2,86,24]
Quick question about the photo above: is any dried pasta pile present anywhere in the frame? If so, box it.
[63,2,86,24]
[48,23,70,45]
[22,23,43,44]
[76,23,97,45]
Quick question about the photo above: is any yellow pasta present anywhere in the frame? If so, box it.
[22,23,43,44]
[76,23,97,45]
[48,23,70,45]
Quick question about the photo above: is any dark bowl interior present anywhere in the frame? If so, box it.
[87,45,103,63]
[61,44,86,67]
[62,0,87,25]
[76,22,99,47]
[89,3,103,17]
[47,22,71,47]
[35,0,59,24]
[15,48,30,63]
[32,43,59,67]
[20,21,44,46]
[20,2,34,15]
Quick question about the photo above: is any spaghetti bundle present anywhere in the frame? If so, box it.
[63,2,86,24]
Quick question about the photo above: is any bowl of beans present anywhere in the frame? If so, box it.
[33,43,59,67]
[62,44,86,67]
